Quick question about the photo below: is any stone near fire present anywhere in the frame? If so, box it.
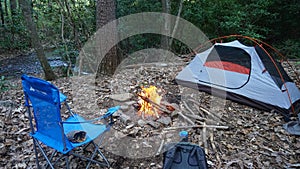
[124,101,137,106]
[109,93,133,102]
[115,110,131,124]
[120,105,129,111]
[157,116,172,126]
[137,119,147,127]
[147,120,161,129]
[125,122,135,129]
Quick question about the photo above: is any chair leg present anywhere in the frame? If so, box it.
[35,140,55,169]
[32,138,40,169]
[86,141,99,169]
[45,150,57,169]
[85,141,109,169]
[65,155,70,169]
[96,147,110,167]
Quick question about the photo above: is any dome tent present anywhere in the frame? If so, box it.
[176,38,300,120]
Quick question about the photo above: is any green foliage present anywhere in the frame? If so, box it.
[0,0,298,60]
[0,6,30,51]
[275,40,300,59]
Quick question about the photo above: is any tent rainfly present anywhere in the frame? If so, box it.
[176,40,300,119]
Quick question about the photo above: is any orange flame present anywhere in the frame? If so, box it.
[138,85,162,118]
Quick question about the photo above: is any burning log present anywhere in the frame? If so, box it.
[137,93,173,114]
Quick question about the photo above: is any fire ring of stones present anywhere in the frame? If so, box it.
[96,62,228,159]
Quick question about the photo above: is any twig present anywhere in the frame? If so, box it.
[188,98,223,120]
[224,160,242,169]
[183,101,195,115]
[202,122,207,153]
[153,107,160,119]
[163,125,229,131]
[177,111,195,125]
[210,133,221,168]
[199,106,223,120]
[261,145,275,153]
[286,163,300,167]
[156,139,165,156]
[184,113,207,122]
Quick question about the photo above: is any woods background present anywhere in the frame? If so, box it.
[0,0,299,74]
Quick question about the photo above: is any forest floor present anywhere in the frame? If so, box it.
[0,53,300,168]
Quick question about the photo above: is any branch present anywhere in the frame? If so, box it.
[177,111,195,125]
[163,124,229,131]
[183,101,195,115]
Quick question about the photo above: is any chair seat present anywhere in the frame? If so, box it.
[32,114,108,154]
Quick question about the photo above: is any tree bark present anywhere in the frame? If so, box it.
[4,0,8,18]
[0,1,4,26]
[10,0,17,15]
[19,0,56,80]
[10,0,18,42]
[96,0,119,76]
[169,0,183,47]
[161,0,171,50]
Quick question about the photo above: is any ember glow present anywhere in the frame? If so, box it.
[138,85,162,118]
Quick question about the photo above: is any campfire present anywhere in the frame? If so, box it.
[136,85,175,119]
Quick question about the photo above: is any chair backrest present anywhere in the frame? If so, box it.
[21,75,66,144]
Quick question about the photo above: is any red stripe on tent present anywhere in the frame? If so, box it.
[204,61,250,74]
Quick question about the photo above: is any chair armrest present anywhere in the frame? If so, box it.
[59,92,67,103]
[62,106,120,124]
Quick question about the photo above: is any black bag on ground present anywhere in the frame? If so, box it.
[163,142,208,169]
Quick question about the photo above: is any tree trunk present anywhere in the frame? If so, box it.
[64,0,80,49]
[0,1,4,26]
[169,0,183,47]
[96,0,119,76]
[10,0,17,15]
[4,0,8,18]
[10,0,18,42]
[161,0,171,50]
[19,0,56,80]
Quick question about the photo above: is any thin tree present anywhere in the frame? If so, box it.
[10,0,17,42]
[0,1,4,26]
[96,0,120,76]
[19,0,56,80]
[161,0,171,50]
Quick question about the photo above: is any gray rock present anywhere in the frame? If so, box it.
[157,116,172,125]
[137,119,147,127]
[147,120,161,129]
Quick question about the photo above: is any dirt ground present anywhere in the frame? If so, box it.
[0,54,299,168]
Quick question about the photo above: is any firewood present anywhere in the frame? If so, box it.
[199,106,222,120]
[202,122,207,153]
[210,132,221,167]
[188,98,224,120]
[137,94,172,114]
[177,111,194,125]
[156,138,165,156]
[183,101,195,115]
[184,113,207,121]
[163,124,229,131]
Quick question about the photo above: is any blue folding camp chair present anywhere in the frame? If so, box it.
[21,74,120,168]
